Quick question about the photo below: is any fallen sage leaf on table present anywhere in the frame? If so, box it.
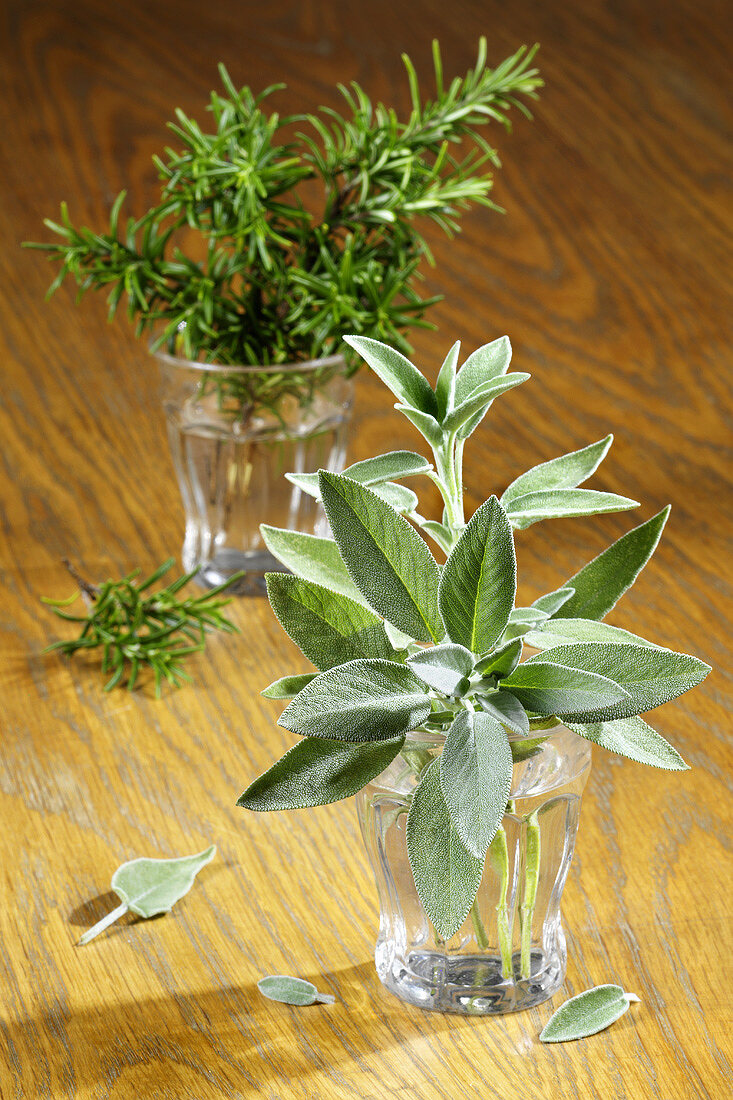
[539,984,640,1042]
[78,845,216,945]
[258,975,336,1006]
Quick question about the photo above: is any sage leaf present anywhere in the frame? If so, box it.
[406,758,483,939]
[319,471,443,643]
[419,519,453,553]
[477,689,530,735]
[435,340,460,418]
[454,335,512,405]
[261,673,316,699]
[258,975,335,1006]
[237,735,405,810]
[474,637,522,678]
[508,607,550,626]
[285,471,419,515]
[528,642,711,722]
[266,573,393,670]
[278,658,431,742]
[261,526,366,605]
[553,507,670,621]
[343,335,438,416]
[439,712,513,858]
[442,373,530,434]
[78,846,216,945]
[407,642,474,696]
[501,435,613,506]
[531,586,575,616]
[524,617,662,652]
[439,496,516,653]
[539,985,640,1043]
[505,488,639,530]
[395,403,444,448]
[566,716,688,770]
[501,661,630,718]
[342,450,432,486]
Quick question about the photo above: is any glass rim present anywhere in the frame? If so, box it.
[151,346,346,376]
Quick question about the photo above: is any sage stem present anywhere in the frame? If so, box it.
[488,823,513,979]
[520,810,541,979]
[78,901,129,945]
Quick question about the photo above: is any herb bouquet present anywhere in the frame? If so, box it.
[238,334,710,1015]
[27,43,541,592]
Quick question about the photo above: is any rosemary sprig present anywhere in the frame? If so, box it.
[43,559,242,695]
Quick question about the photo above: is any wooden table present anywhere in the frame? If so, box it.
[1,1,731,1096]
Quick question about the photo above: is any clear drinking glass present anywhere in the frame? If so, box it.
[356,724,592,1015]
[157,351,352,594]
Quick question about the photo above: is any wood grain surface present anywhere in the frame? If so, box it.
[1,1,731,1097]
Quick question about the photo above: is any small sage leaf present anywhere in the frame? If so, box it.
[540,984,640,1042]
[343,335,438,417]
[531,586,575,616]
[474,637,522,678]
[319,471,443,643]
[260,526,367,606]
[439,496,516,653]
[266,573,393,671]
[439,711,513,858]
[407,642,475,696]
[261,674,315,699]
[501,435,614,506]
[501,660,629,719]
[566,716,688,770]
[553,507,670,621]
[477,689,530,735]
[258,975,335,1006]
[435,340,460,418]
[505,488,639,530]
[523,618,662,653]
[453,335,512,405]
[278,658,431,742]
[528,642,711,723]
[406,758,482,939]
[78,846,216,945]
[442,373,530,434]
[237,735,405,810]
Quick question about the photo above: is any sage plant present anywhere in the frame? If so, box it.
[238,334,710,948]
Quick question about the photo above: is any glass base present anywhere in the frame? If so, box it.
[376,945,564,1014]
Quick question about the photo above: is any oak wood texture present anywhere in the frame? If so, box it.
[1,1,731,1097]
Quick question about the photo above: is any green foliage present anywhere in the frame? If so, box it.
[266,573,394,670]
[238,735,405,809]
[78,846,216,945]
[438,496,516,652]
[552,507,671,620]
[27,43,542,396]
[43,559,241,695]
[319,471,443,642]
[439,712,513,858]
[278,659,432,741]
[539,985,640,1043]
[240,331,711,940]
[406,758,483,939]
[567,717,687,770]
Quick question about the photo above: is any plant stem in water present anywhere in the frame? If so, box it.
[489,817,513,979]
[520,809,541,979]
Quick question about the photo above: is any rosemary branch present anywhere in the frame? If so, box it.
[43,559,242,695]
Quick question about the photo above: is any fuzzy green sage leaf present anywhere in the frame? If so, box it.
[78,846,216,945]
[539,984,640,1043]
[258,975,335,1006]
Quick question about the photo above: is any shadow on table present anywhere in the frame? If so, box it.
[1,961,502,1098]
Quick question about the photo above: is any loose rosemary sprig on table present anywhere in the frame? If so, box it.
[43,559,242,695]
